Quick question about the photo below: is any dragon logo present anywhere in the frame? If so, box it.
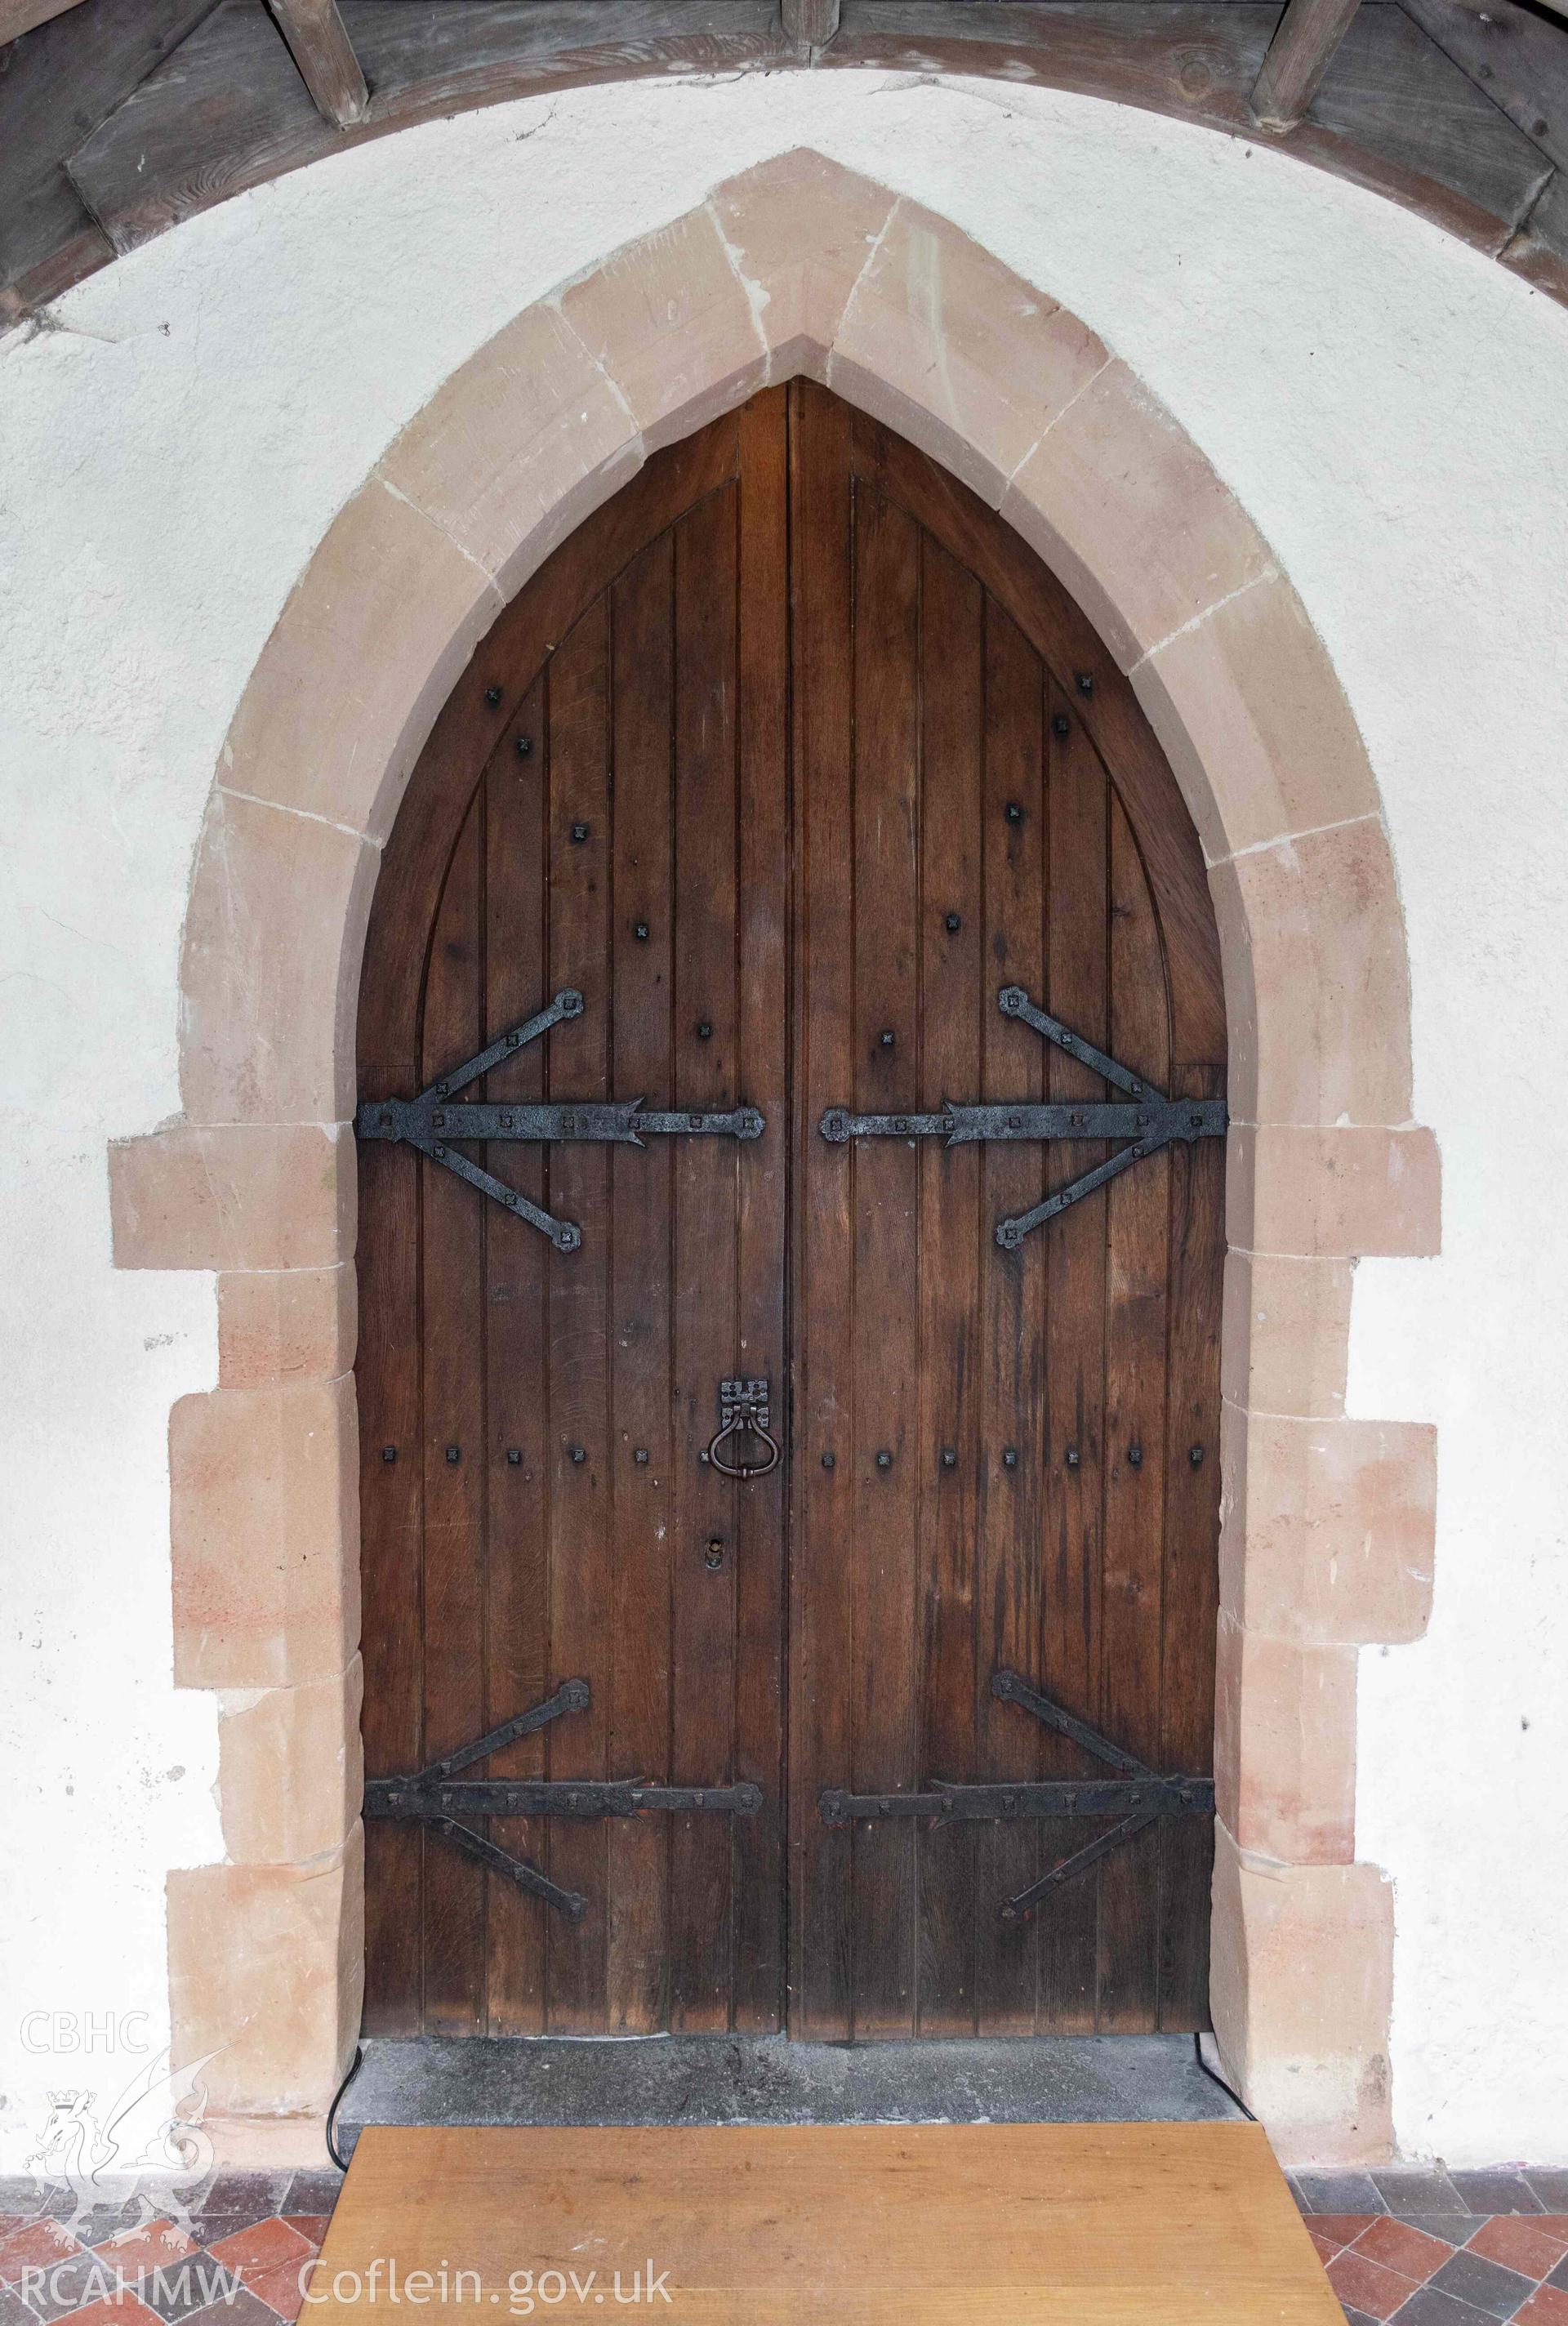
[24,2048,221,2235]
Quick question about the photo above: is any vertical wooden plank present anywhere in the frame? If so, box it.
[419,795,488,2033]
[847,475,922,2039]
[669,480,742,2030]
[357,1012,423,2034]
[973,604,1049,2036]
[914,532,984,2035]
[543,607,613,2031]
[731,387,791,2034]
[1158,1058,1224,2032]
[1097,793,1171,2030]
[604,538,676,2034]
[1035,674,1108,2034]
[789,380,857,2039]
[483,680,552,2035]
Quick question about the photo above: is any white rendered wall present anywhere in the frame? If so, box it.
[1,69,1565,2169]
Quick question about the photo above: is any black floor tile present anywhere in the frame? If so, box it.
[0,2192,47,2226]
[137,2259,240,2325]
[1427,2249,1535,2319]
[191,2176,292,2221]
[1404,2217,1477,2248]
[280,2172,342,2218]
[181,2292,283,2326]
[1398,2290,1514,2326]
[8,2253,113,2326]
[1526,2168,1568,2209]
[1448,2172,1542,2216]
[185,2218,261,2253]
[1296,2170,1389,2215]
[1374,2169,1468,2216]
[1340,2308,1380,2325]
[1546,2256,1568,2293]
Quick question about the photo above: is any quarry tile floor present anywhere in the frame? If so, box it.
[1,2163,1566,2325]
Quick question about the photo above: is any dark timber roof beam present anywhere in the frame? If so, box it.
[265,0,367,128]
[1252,0,1364,127]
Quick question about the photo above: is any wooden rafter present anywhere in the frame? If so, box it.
[782,0,840,45]
[265,0,366,127]
[0,0,87,40]
[1251,0,1365,127]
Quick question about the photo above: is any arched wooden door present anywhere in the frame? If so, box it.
[356,381,1225,2043]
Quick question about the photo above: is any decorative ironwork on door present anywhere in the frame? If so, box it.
[821,986,1225,1246]
[819,1669,1214,1925]
[356,987,764,1251]
[364,1677,763,1923]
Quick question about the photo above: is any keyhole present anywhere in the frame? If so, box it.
[706,1540,726,1571]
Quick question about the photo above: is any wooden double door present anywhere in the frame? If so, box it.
[357,382,1225,2042]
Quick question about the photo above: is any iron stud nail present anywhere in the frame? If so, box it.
[879,1029,895,1048]
[517,735,533,756]
[446,1445,461,1464]
[485,685,502,706]
[1008,1114,1022,1130]
[634,921,650,940]
[941,1448,957,1469]
[945,911,962,933]
[706,1540,725,1571]
[1128,1443,1143,1469]
[569,819,588,841]
[1005,800,1023,823]
[894,1116,909,1134]
[697,1020,713,1040]
[432,1111,445,1129]
[635,1447,650,1465]
[876,1449,893,1470]
[1066,1445,1080,1468]
[1052,714,1071,737]
[568,1443,586,1465]
[433,1143,447,1160]
[381,1445,397,1464]
[501,1112,513,1130]
[1002,1446,1018,1469]
[822,1450,835,1470]
[1189,1444,1205,1468]
[1076,671,1094,695]
[506,1448,522,1466]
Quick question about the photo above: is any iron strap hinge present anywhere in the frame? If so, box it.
[355,988,764,1253]
[817,1667,1214,1925]
[363,1677,762,1922]
[366,1778,764,1821]
[819,986,1225,1248]
[818,1777,1213,1825]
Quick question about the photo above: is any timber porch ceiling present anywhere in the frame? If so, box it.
[2,0,1567,328]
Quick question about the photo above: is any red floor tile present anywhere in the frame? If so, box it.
[1326,2248,1421,2321]
[246,2255,317,2321]
[279,2217,330,2248]
[91,2221,198,2275]
[206,2219,312,2278]
[1517,2288,1568,2325]
[1469,2217,1568,2277]
[0,2218,86,2279]
[56,2295,163,2326]
[1355,2218,1451,2284]
[1310,2231,1342,2263]
[1309,2215,1384,2250]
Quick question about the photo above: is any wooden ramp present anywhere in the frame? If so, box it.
[315,2122,1341,2324]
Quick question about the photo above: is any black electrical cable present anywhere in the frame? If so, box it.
[325,2040,367,2172]
[1193,2030,1256,2120]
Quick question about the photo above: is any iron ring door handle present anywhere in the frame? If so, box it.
[706,1377,780,1480]
[706,1413,781,1480]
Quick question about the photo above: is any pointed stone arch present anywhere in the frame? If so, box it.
[109,150,1438,2165]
